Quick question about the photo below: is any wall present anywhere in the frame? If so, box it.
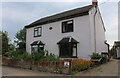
[89,7,108,53]
[26,15,92,59]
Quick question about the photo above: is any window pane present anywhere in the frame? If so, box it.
[32,45,38,52]
[38,27,41,36]
[34,27,42,37]
[68,23,73,32]
[62,20,73,33]
[72,47,76,56]
[34,31,38,36]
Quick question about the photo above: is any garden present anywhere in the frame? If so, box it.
[2,50,109,75]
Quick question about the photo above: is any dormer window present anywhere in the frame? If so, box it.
[62,20,74,33]
[34,27,42,37]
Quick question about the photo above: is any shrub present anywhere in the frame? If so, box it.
[8,50,59,62]
[8,51,31,61]
[43,52,59,61]
[109,47,117,59]
[31,51,45,61]
[71,59,94,73]
[20,52,32,61]
[91,53,102,59]
[8,51,21,60]
[101,56,108,64]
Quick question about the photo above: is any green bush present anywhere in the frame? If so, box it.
[109,47,117,59]
[43,52,59,61]
[8,51,21,60]
[8,51,31,61]
[20,52,32,61]
[31,51,45,61]
[91,53,102,59]
[8,50,59,62]
[101,56,108,64]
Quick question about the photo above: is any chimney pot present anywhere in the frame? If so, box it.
[92,0,98,6]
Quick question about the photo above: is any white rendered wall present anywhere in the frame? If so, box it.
[26,15,92,59]
[89,7,108,53]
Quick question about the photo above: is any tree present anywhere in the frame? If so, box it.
[15,28,26,42]
[2,31,9,55]
[15,28,26,51]
[8,43,15,52]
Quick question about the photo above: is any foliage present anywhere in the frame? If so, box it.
[15,28,26,42]
[2,31,9,55]
[101,56,108,64]
[71,59,94,73]
[8,50,30,60]
[15,28,26,51]
[31,51,45,61]
[8,49,59,62]
[109,46,117,59]
[8,43,15,52]
[91,53,102,59]
[53,67,62,74]
[8,51,20,60]
[43,51,59,61]
[31,50,59,61]
[20,52,32,61]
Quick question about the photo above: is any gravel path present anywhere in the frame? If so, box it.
[75,59,119,76]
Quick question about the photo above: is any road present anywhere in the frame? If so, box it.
[75,59,119,76]
[2,66,62,76]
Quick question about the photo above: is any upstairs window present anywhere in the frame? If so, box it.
[62,20,74,33]
[34,27,42,37]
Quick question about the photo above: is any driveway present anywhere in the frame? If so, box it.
[75,59,119,76]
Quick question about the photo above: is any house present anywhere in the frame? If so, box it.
[114,41,120,59]
[25,0,108,59]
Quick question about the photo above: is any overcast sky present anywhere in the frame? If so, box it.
[1,0,119,46]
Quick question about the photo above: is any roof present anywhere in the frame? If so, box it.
[31,40,44,45]
[25,5,93,28]
[57,37,79,44]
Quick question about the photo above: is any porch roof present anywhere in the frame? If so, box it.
[57,37,79,44]
[31,40,44,45]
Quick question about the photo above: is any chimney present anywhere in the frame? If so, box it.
[92,0,98,7]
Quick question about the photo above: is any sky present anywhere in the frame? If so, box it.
[1,0,119,46]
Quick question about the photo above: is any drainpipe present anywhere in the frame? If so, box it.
[92,0,98,52]
[93,8,97,52]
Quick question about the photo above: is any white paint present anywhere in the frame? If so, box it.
[26,6,108,59]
